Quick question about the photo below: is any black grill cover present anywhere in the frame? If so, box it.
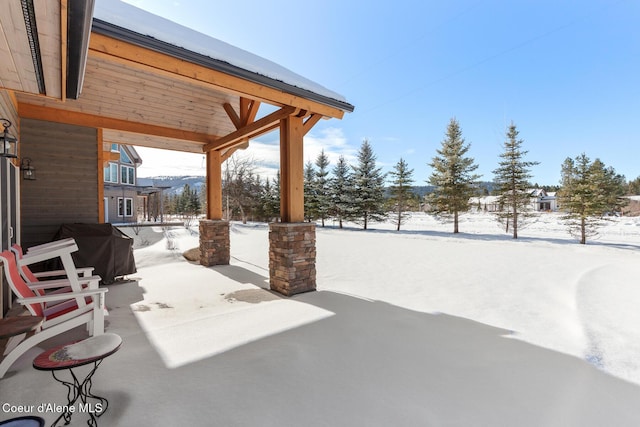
[54,223,136,284]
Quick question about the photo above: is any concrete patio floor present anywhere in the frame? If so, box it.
[2,267,640,426]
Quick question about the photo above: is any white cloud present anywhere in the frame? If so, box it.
[135,147,206,177]
[134,127,356,179]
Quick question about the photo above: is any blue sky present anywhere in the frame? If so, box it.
[126,0,639,186]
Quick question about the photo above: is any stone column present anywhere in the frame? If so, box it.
[269,222,316,296]
[199,220,230,266]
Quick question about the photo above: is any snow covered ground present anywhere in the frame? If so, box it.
[129,212,640,386]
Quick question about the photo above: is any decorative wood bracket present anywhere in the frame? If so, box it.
[203,105,298,153]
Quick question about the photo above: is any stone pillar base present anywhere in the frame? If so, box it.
[269,222,316,296]
[199,220,230,266]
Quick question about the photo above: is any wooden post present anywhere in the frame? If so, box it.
[279,115,304,223]
[206,150,222,220]
[201,150,229,266]
[269,114,316,295]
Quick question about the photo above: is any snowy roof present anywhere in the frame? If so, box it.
[92,0,353,112]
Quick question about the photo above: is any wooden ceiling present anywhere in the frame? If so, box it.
[1,1,351,157]
[0,0,63,98]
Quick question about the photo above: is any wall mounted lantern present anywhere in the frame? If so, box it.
[0,118,18,158]
[21,157,36,180]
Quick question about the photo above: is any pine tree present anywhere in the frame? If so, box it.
[492,122,539,238]
[428,118,481,233]
[315,149,331,227]
[558,153,627,244]
[388,158,415,231]
[304,161,318,222]
[261,177,280,221]
[628,176,640,195]
[329,155,353,229]
[352,139,387,230]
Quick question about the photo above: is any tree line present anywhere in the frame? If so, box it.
[162,117,637,244]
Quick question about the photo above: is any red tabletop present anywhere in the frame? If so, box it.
[33,333,122,371]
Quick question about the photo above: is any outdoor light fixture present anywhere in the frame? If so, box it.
[0,118,18,158]
[21,157,36,180]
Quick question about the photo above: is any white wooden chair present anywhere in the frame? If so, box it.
[11,241,95,282]
[10,243,100,304]
[0,250,108,378]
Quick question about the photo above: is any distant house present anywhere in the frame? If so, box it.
[102,144,171,223]
[103,144,142,223]
[468,189,557,213]
[529,189,557,211]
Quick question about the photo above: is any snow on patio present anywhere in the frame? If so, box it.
[128,212,640,386]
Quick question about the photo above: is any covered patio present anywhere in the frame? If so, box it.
[0,0,353,302]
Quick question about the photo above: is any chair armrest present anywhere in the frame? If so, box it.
[17,288,108,304]
[25,238,76,254]
[18,242,78,266]
[27,275,102,290]
[33,267,94,278]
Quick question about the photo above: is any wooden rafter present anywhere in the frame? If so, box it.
[224,98,261,129]
[203,105,297,153]
[239,98,260,126]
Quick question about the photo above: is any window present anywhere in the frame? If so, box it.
[118,197,133,217]
[104,162,118,183]
[121,165,135,185]
[120,146,132,164]
[110,143,119,152]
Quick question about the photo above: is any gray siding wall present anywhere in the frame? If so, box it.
[20,119,98,248]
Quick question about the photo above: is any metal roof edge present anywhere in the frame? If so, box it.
[91,19,354,114]
[67,0,96,99]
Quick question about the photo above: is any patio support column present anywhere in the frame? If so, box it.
[200,150,229,266]
[269,114,316,295]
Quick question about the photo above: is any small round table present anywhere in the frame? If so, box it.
[33,333,122,427]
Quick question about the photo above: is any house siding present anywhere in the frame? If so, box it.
[20,119,98,248]
[102,145,140,224]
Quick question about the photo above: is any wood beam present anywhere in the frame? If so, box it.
[207,150,223,219]
[220,141,249,162]
[203,105,297,152]
[224,98,262,130]
[240,98,260,125]
[89,33,345,120]
[303,113,322,136]
[18,102,217,144]
[280,115,305,223]
[223,103,241,129]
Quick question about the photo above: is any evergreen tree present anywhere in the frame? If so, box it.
[304,161,319,222]
[388,158,415,231]
[428,118,481,233]
[558,153,627,244]
[261,177,280,221]
[315,149,331,227]
[352,139,387,229]
[329,155,353,229]
[492,122,539,238]
[628,176,640,195]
